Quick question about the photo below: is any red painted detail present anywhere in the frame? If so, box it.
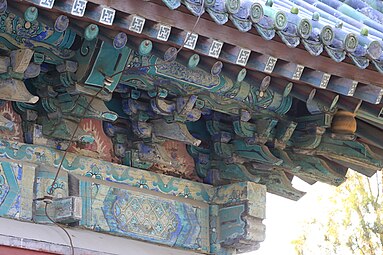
[67,118,119,163]
[150,140,201,181]
[0,102,23,142]
[0,245,57,255]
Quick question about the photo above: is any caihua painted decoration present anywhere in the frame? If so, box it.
[0,0,382,254]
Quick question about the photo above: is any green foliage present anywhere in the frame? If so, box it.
[292,171,383,255]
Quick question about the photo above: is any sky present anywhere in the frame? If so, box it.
[245,177,337,255]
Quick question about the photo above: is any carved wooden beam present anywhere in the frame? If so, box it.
[0,79,39,103]
[20,0,383,89]
[287,151,347,186]
[313,136,382,176]
[14,0,383,117]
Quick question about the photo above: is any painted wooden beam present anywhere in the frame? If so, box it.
[198,57,223,76]
[358,101,383,118]
[23,0,383,88]
[326,77,358,96]
[80,0,383,87]
[245,72,270,91]
[247,53,278,74]
[0,79,39,103]
[290,83,316,102]
[356,119,383,151]
[18,0,383,112]
[353,83,383,104]
[273,60,304,81]
[300,68,331,89]
[269,77,294,97]
[21,0,383,110]
[311,89,339,111]
[337,96,362,113]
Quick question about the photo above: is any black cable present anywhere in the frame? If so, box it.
[42,77,111,254]
[47,81,110,194]
[44,201,75,255]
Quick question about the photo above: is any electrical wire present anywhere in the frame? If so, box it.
[47,82,109,194]
[42,2,205,254]
[43,84,108,254]
[44,202,75,255]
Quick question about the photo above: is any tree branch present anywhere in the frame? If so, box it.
[375,173,381,205]
[354,236,367,255]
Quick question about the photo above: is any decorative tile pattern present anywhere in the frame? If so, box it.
[39,0,55,8]
[208,40,223,58]
[71,0,87,17]
[184,33,198,50]
[320,73,331,88]
[99,7,115,25]
[161,0,383,71]
[157,25,171,42]
[292,64,304,80]
[236,48,251,66]
[264,56,277,73]
[0,162,34,220]
[129,16,145,34]
[100,188,209,251]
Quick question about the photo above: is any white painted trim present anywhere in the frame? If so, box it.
[0,218,200,255]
